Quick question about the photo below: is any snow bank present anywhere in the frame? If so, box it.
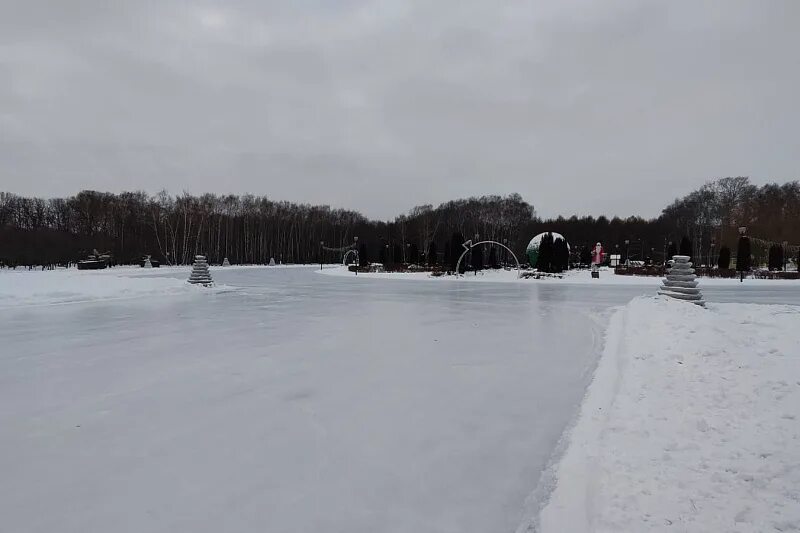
[0,268,204,307]
[530,297,800,532]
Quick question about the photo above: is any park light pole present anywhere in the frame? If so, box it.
[709,240,715,269]
[625,239,630,266]
[319,240,324,270]
[783,241,788,271]
[354,236,359,275]
[738,226,747,282]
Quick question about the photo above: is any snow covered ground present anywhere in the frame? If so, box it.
[322,264,800,287]
[531,297,800,533]
[0,264,315,307]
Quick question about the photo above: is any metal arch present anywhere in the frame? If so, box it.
[455,240,522,278]
[342,249,360,266]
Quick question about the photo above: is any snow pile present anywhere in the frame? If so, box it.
[532,297,800,533]
[0,269,201,307]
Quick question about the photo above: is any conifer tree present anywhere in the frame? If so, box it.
[488,247,498,269]
[472,243,484,272]
[409,243,419,265]
[667,241,678,260]
[737,236,751,273]
[579,247,592,266]
[679,236,692,262]
[359,242,368,267]
[393,243,403,265]
[552,237,569,272]
[450,233,465,272]
[717,246,731,269]
[536,232,554,272]
[428,241,438,266]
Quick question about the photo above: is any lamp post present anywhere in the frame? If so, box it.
[624,239,630,266]
[319,240,324,270]
[474,234,480,275]
[783,241,788,271]
[354,236,359,275]
[738,226,747,282]
[709,240,715,270]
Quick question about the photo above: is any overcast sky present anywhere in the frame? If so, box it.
[1,1,798,219]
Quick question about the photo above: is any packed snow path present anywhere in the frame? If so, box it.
[536,297,800,533]
[1,267,798,532]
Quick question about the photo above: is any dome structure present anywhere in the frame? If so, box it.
[526,232,570,267]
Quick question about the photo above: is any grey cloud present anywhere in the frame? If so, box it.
[1,0,798,219]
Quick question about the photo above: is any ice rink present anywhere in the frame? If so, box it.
[1,266,797,532]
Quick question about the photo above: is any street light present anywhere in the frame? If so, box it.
[353,236,359,275]
[709,241,715,269]
[624,239,630,266]
[319,240,324,270]
[783,241,788,271]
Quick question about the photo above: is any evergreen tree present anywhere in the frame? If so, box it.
[443,240,451,270]
[552,237,569,272]
[427,241,438,266]
[393,243,403,265]
[379,244,387,265]
[536,232,554,272]
[488,247,498,268]
[768,244,784,271]
[667,241,678,260]
[736,236,751,272]
[717,246,731,269]
[679,236,692,262]
[358,242,368,267]
[472,243,484,271]
[409,243,419,265]
[579,247,592,266]
[450,233,465,272]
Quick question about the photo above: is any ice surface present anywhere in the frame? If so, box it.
[1,267,614,533]
[535,297,800,533]
[2,267,798,532]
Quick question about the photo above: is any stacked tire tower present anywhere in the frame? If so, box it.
[188,255,213,286]
[659,255,704,306]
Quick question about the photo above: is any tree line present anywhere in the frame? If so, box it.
[1,176,798,269]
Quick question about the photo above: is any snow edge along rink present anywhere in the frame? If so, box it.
[527,296,800,533]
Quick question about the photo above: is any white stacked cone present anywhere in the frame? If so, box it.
[143,256,152,268]
[188,255,213,285]
[659,255,704,306]
[269,257,276,266]
[222,257,231,267]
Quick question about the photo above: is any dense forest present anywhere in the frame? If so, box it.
[1,176,798,269]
